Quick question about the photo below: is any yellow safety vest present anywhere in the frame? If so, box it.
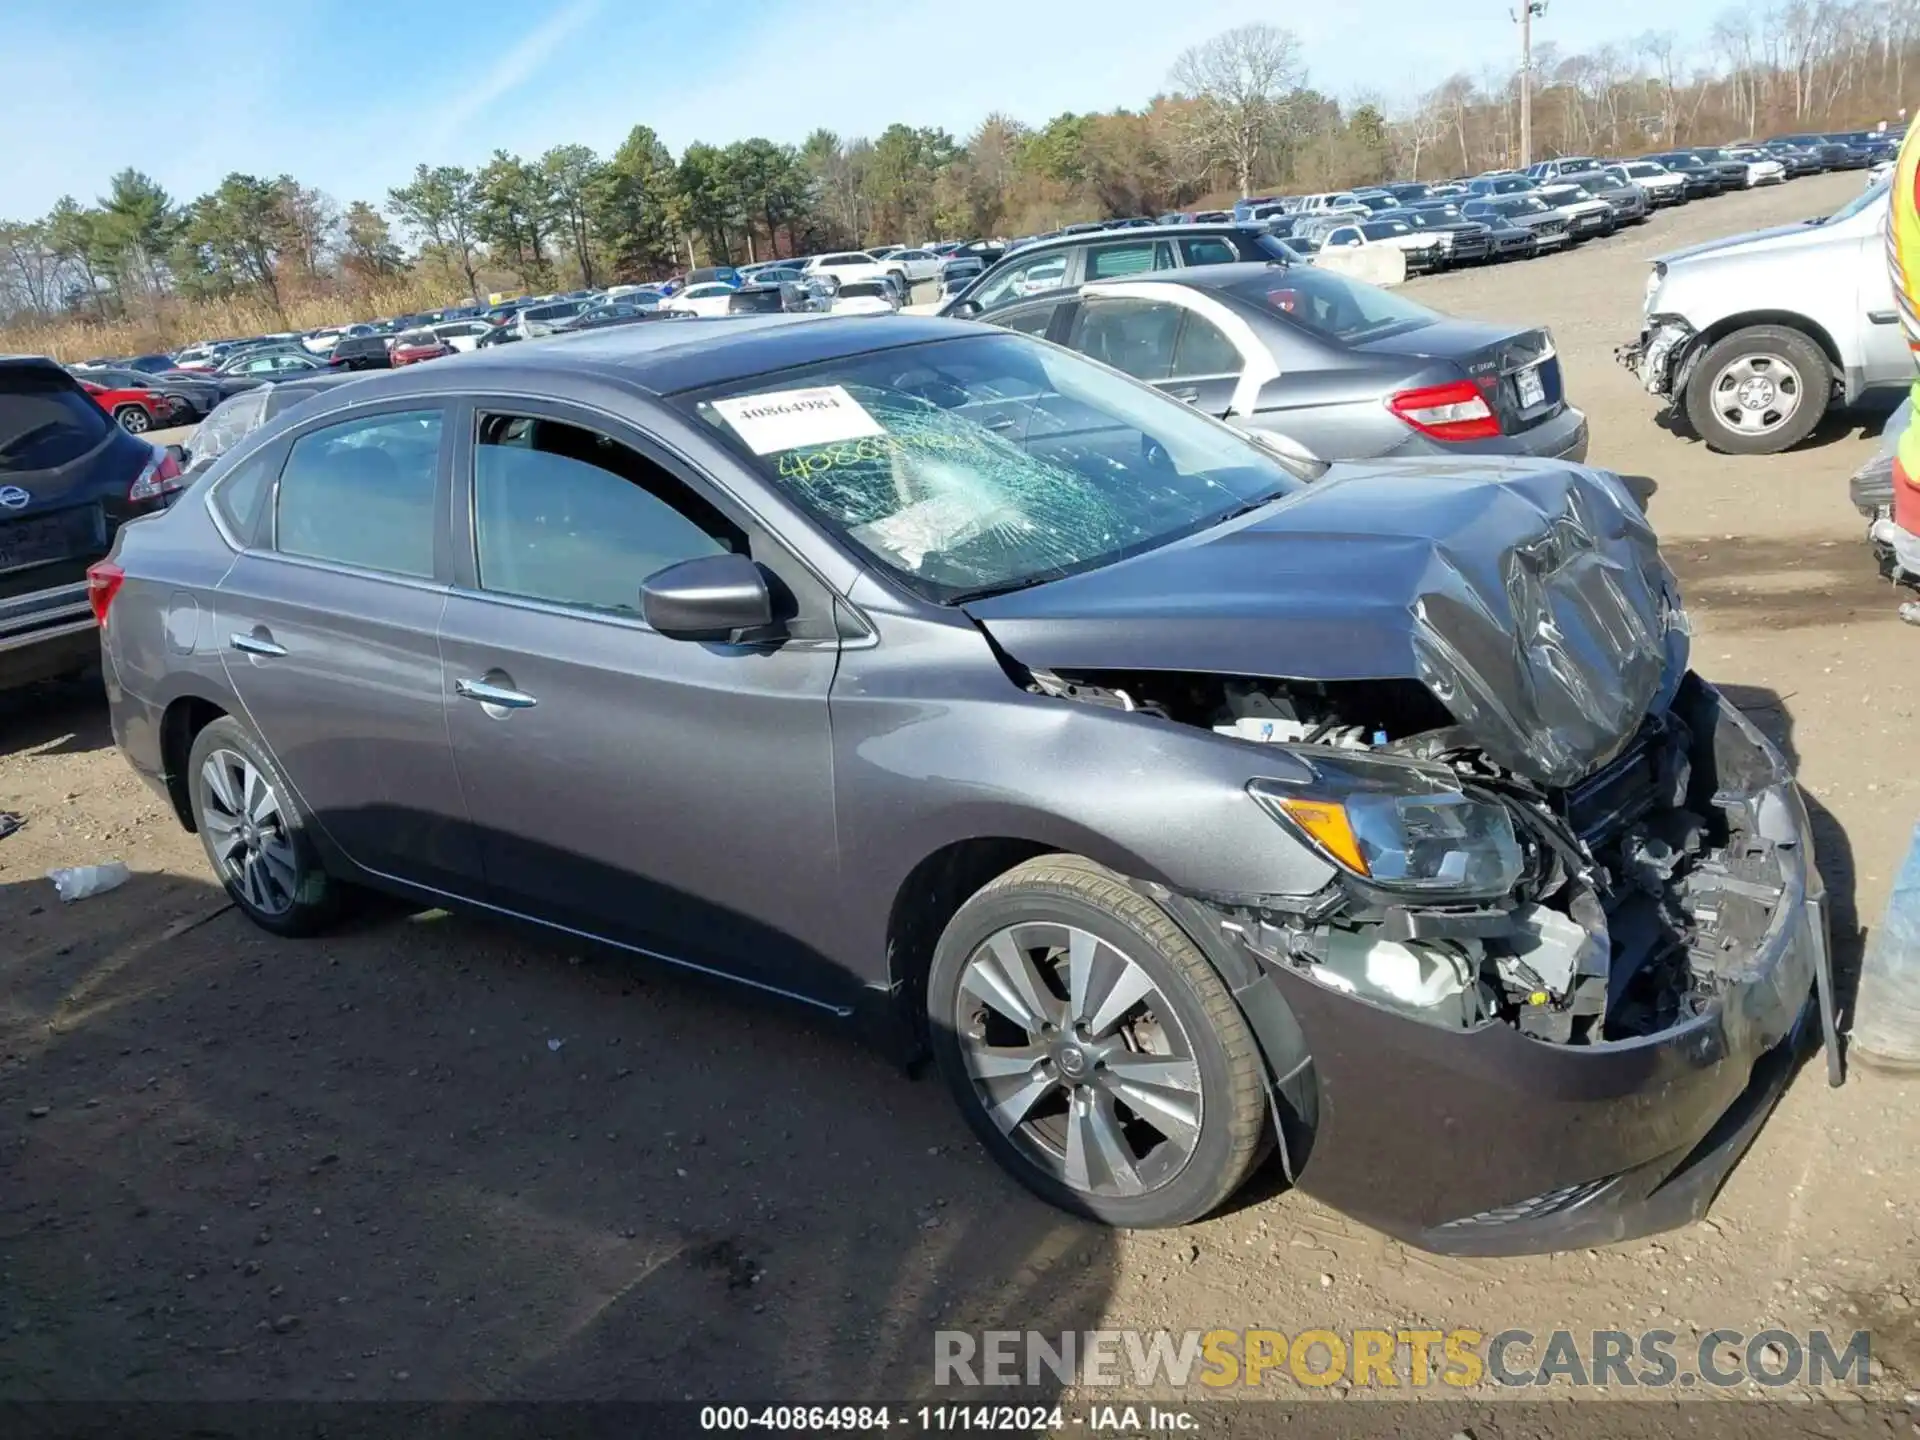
[1890,123,1920,504]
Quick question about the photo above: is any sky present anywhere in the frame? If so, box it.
[2,0,1722,220]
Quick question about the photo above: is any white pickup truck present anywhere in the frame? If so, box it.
[1617,179,1906,454]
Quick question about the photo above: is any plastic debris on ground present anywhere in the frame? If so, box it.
[0,812,22,841]
[48,861,131,902]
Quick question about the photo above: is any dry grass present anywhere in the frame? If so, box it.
[0,276,473,362]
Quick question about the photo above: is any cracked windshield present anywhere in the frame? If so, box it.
[689,333,1302,601]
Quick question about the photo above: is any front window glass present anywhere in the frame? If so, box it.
[473,414,741,614]
[1068,298,1181,380]
[679,333,1305,604]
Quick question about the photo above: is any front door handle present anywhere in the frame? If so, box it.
[230,632,287,657]
[454,677,538,709]
[1869,309,1900,325]
[1168,386,1200,404]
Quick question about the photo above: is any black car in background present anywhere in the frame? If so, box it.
[328,334,394,370]
[0,356,183,689]
[1758,140,1824,177]
[1639,151,1726,197]
[1377,205,1497,263]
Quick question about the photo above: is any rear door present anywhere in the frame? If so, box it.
[213,401,481,895]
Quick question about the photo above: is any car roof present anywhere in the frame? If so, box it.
[301,314,981,399]
[1080,260,1292,295]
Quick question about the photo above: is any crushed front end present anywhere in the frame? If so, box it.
[1216,674,1824,1254]
[1615,314,1696,406]
[986,460,1830,1253]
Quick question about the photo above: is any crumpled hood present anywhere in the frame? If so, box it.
[965,459,1687,789]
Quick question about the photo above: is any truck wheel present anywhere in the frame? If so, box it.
[1683,325,1831,455]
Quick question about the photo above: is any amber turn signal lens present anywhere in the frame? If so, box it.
[1271,797,1370,876]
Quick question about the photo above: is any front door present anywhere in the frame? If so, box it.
[434,403,848,1004]
[213,404,483,895]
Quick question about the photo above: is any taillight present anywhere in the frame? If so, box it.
[86,560,124,626]
[1387,379,1502,441]
[129,445,184,504]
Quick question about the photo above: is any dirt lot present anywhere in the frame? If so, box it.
[4,172,1920,1419]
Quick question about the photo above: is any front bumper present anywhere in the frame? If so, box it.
[1615,317,1695,400]
[1234,682,1826,1255]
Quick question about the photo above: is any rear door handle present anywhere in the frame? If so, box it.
[1168,386,1200,404]
[229,632,287,657]
[1869,310,1900,325]
[454,677,538,709]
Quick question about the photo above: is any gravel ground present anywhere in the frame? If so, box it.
[3,172,1919,1417]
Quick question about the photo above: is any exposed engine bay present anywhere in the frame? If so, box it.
[1024,665,1793,1046]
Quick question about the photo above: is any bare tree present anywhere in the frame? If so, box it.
[1169,25,1306,196]
[1391,86,1450,179]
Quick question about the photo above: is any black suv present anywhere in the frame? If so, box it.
[939,225,1294,320]
[327,334,393,371]
[1,357,184,689]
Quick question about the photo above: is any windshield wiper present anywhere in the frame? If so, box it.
[1210,484,1295,526]
[946,571,1067,606]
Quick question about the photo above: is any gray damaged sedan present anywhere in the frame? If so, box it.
[94,316,1832,1251]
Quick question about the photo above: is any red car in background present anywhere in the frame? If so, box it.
[77,379,182,435]
[389,328,454,366]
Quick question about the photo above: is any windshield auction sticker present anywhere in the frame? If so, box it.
[711,385,884,455]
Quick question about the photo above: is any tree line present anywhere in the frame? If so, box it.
[1,2,1913,330]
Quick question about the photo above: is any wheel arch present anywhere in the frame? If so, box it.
[1691,310,1843,380]
[159,691,231,831]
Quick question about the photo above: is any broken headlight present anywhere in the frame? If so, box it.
[1249,757,1523,899]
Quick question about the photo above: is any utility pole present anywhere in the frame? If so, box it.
[1513,0,1547,167]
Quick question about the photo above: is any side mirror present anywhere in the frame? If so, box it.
[947,298,982,319]
[1235,425,1331,482]
[164,443,187,465]
[641,553,773,642]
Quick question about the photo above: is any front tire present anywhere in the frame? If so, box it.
[1683,324,1831,455]
[186,716,343,937]
[114,405,151,434]
[927,855,1270,1228]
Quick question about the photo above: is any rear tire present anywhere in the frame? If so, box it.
[927,855,1270,1228]
[114,405,151,434]
[1683,325,1831,455]
[186,716,343,937]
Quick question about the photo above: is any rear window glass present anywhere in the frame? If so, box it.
[190,389,271,465]
[0,371,112,473]
[1223,267,1439,345]
[1084,240,1172,280]
[276,410,443,577]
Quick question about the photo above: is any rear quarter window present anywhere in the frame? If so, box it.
[0,370,113,473]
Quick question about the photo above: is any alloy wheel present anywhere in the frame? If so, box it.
[198,748,298,916]
[953,921,1203,1199]
[1709,353,1803,437]
[118,407,150,434]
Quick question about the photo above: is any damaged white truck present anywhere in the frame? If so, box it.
[1617,178,1908,454]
